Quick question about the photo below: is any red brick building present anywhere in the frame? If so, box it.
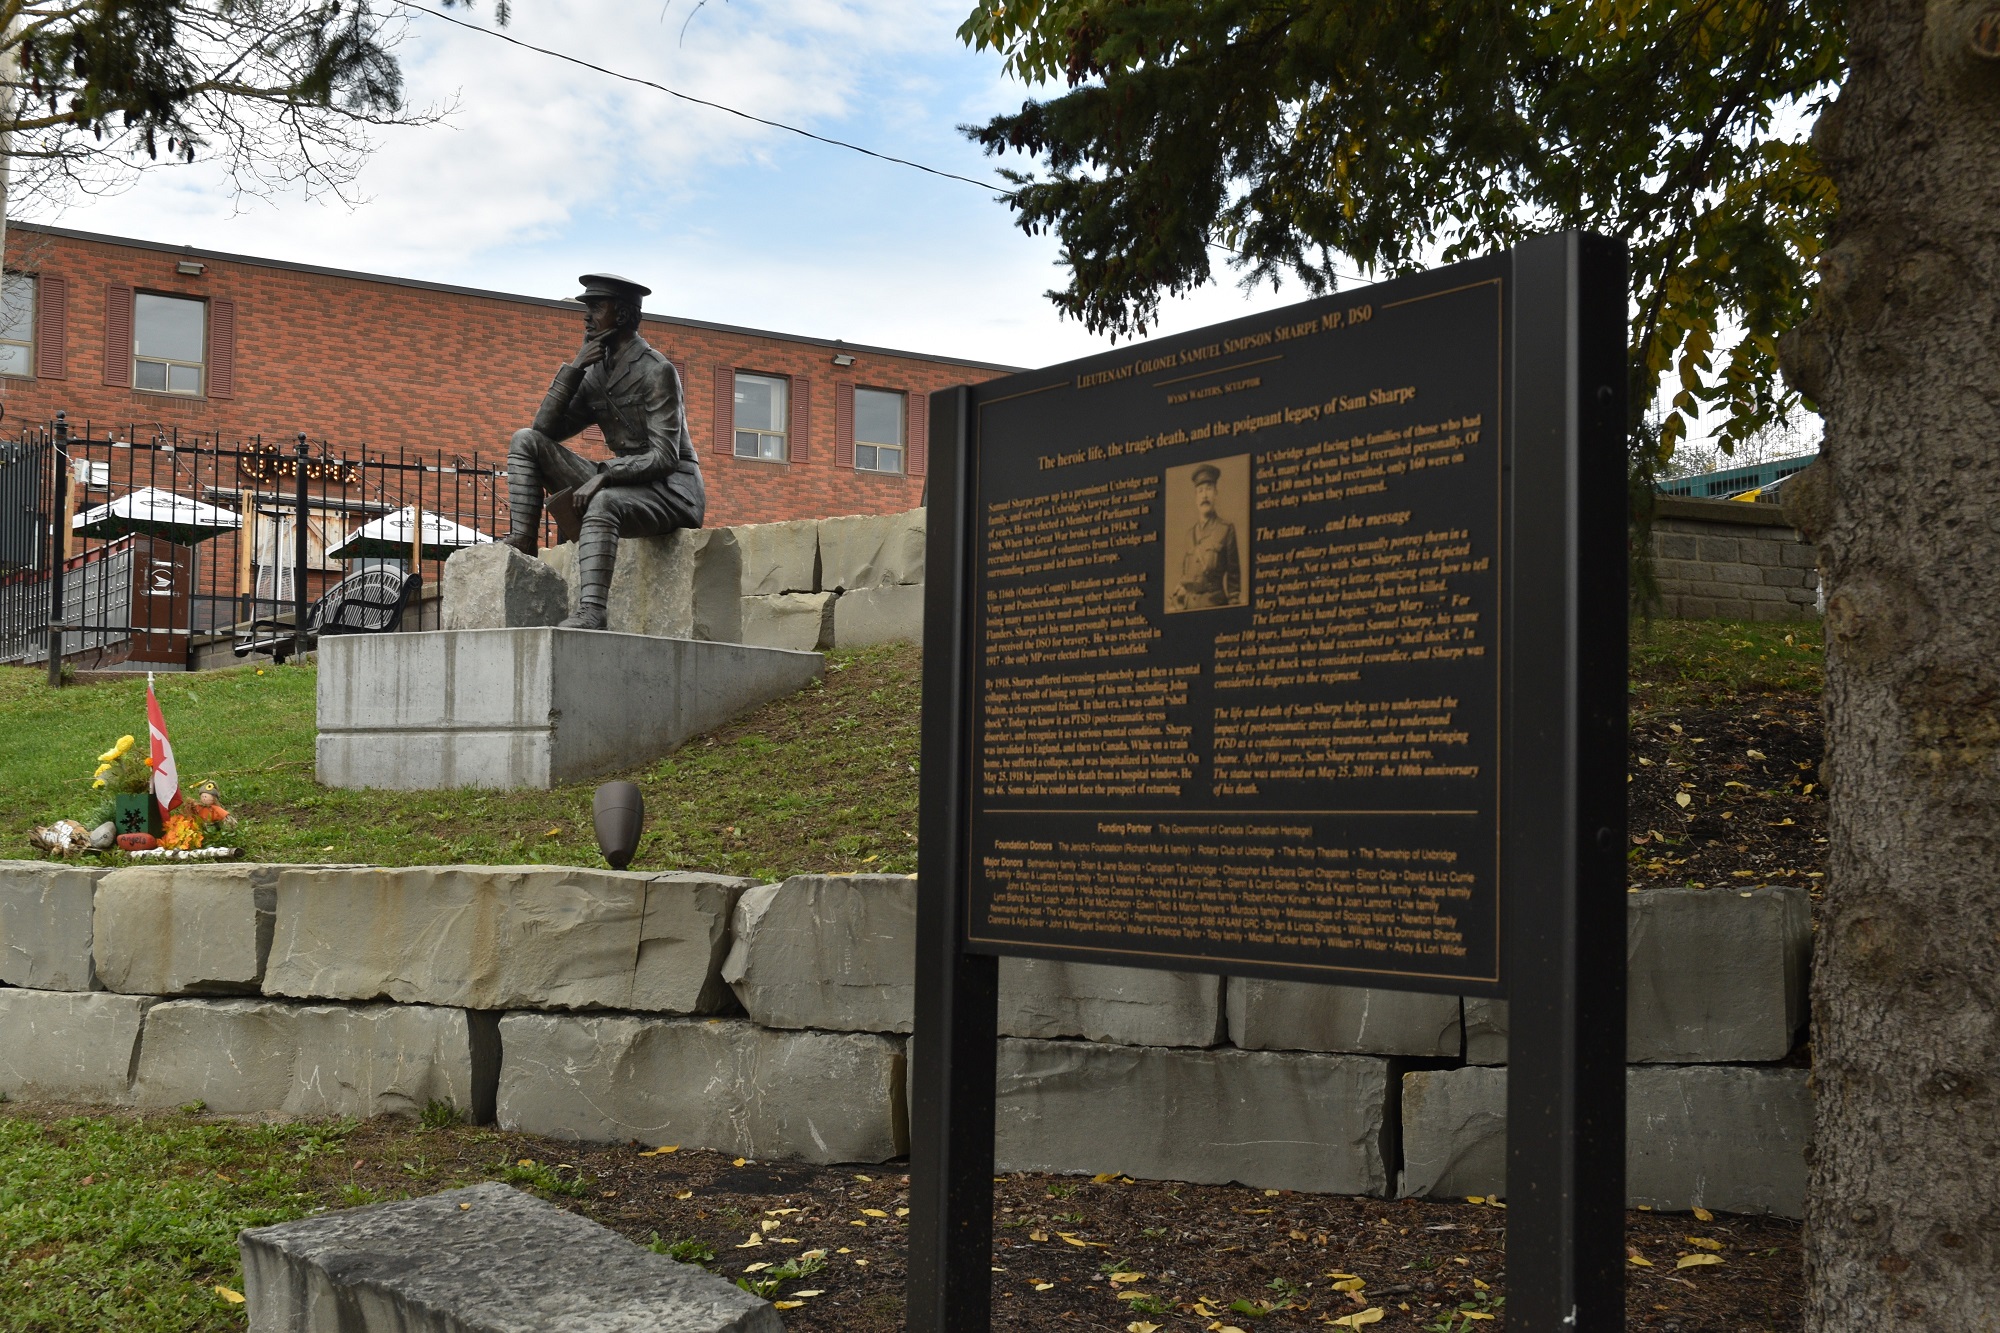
[1,222,1016,527]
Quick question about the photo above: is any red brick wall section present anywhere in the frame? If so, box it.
[0,228,1010,525]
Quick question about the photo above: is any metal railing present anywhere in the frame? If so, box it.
[0,415,541,669]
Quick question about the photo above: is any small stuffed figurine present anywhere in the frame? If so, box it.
[191,780,233,827]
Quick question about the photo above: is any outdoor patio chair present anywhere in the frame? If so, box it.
[234,567,422,664]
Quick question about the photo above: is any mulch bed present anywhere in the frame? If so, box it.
[303,1123,1800,1331]
[1625,689,1825,904]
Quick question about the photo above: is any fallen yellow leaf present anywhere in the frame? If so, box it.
[1465,1195,1486,1204]
[732,1158,748,1167]
[1473,1277,1490,1290]
[1108,1271,1145,1284]
[1329,1310,1384,1328]
[674,1190,693,1200]
[1685,1236,1725,1251]
[766,1207,801,1217]
[861,1208,889,1218]
[1035,1283,1055,1292]
[1692,1206,1715,1222]
[853,1174,873,1181]
[518,1158,535,1167]
[1460,1314,1494,1322]
[1332,1277,1366,1292]
[1676,1253,1725,1269]
[1628,1254,1654,1267]
[774,1301,804,1310]
[1056,1232,1106,1247]
[1093,1172,1120,1183]
[849,1219,869,1227]
[1128,1323,1162,1333]
[1028,1230,1048,1242]
[1675,791,1693,808]
[743,1262,771,1273]
[896,1207,910,1217]
[637,1145,679,1156]
[793,1290,824,1298]
[213,1287,245,1305]
[735,1234,762,1249]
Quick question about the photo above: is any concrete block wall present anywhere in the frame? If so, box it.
[1647,496,1819,622]
[0,862,1813,1215]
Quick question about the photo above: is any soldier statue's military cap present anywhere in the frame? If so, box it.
[575,273,652,303]
[1190,463,1222,486]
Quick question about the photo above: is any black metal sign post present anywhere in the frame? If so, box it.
[911,231,1626,1332]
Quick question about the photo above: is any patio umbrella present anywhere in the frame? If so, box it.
[327,506,494,560]
[72,486,242,545]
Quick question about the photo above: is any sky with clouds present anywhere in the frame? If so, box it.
[35,0,1323,372]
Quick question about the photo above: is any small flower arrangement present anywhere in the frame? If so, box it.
[92,735,152,794]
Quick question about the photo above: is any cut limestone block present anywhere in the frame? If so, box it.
[264,865,742,1014]
[1462,997,1508,1065]
[732,518,820,596]
[740,592,835,652]
[239,1181,780,1333]
[316,629,821,790]
[540,527,743,641]
[497,1012,906,1163]
[994,1038,1393,1194]
[0,860,106,990]
[440,543,569,630]
[1000,959,1223,1048]
[1456,886,1811,1066]
[831,582,924,648]
[93,864,279,995]
[1628,1065,1811,1216]
[0,989,152,1102]
[722,875,915,1033]
[1398,1064,1811,1217]
[1627,886,1810,1062]
[132,998,499,1120]
[1226,978,1462,1056]
[1397,1066,1508,1200]
[818,509,925,591]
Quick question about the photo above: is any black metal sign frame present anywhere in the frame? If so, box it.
[910,231,1627,1331]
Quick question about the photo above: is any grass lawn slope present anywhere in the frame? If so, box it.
[0,643,921,879]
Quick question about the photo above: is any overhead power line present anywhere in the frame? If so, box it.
[399,2,1009,195]
[399,2,1373,285]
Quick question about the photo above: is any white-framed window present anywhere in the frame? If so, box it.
[0,273,33,378]
[733,372,789,461]
[134,292,205,395]
[855,388,905,474]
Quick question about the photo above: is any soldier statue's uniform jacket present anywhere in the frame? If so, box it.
[531,333,705,529]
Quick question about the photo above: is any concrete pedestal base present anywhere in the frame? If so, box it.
[316,629,821,790]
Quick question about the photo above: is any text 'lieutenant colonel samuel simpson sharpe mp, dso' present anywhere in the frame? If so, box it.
[501,272,706,629]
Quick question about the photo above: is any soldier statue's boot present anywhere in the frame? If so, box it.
[558,529,615,630]
[501,484,542,556]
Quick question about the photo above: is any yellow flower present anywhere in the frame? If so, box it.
[94,763,112,777]
[92,779,107,789]
[97,749,120,764]
[115,735,135,753]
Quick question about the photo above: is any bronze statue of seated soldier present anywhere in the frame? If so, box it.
[502,273,706,630]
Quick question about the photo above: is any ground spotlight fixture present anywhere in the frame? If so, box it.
[592,781,645,870]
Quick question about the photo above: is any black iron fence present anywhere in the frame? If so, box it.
[0,415,547,669]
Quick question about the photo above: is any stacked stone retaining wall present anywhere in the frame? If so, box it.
[1647,496,1819,621]
[0,861,1812,1216]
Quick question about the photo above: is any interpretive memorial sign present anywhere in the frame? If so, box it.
[911,233,1629,1333]
[967,259,1506,990]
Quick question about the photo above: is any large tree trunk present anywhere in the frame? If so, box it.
[1779,2,2000,1328]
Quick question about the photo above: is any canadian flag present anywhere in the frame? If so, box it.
[146,674,182,815]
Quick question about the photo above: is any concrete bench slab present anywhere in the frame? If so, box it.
[315,628,821,790]
[0,860,106,991]
[0,989,152,1103]
[818,509,924,591]
[739,591,835,652]
[497,1012,906,1163]
[995,1038,1394,1195]
[93,864,279,995]
[264,866,742,1014]
[830,582,924,648]
[733,518,820,597]
[239,1181,780,1333]
[132,999,498,1120]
